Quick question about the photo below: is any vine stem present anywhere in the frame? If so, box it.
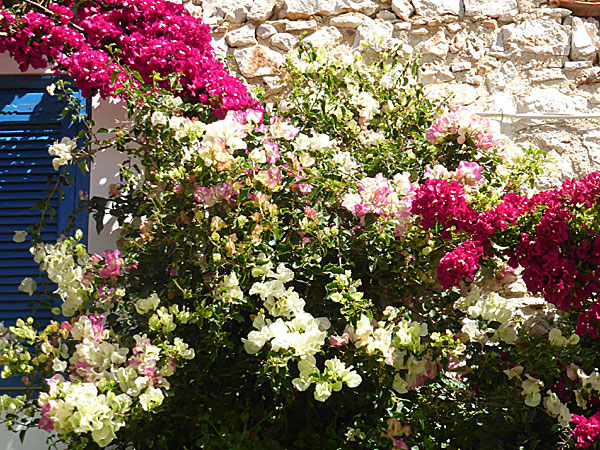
[33,169,65,238]
[22,0,85,33]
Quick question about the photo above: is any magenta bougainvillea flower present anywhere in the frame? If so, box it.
[0,0,260,115]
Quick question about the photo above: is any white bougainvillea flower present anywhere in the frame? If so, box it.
[12,230,27,243]
[48,137,76,170]
[135,293,161,315]
[521,375,543,407]
[18,277,36,296]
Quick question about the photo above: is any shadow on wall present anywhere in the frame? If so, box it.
[1,427,66,450]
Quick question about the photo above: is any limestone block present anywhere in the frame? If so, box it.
[485,61,518,91]
[420,64,454,83]
[570,17,600,61]
[264,76,286,90]
[281,0,348,19]
[516,88,587,113]
[565,61,593,70]
[447,84,481,106]
[376,10,397,20]
[353,21,394,47]
[463,0,518,18]
[422,31,449,58]
[451,62,472,72]
[347,0,380,16]
[447,23,463,33]
[535,130,581,156]
[412,27,429,35]
[395,22,412,31]
[330,13,367,28]
[233,45,286,78]
[271,33,299,51]
[391,0,413,20]
[305,26,345,48]
[184,3,203,18]
[424,83,481,106]
[583,128,600,169]
[500,20,570,56]
[247,1,276,21]
[226,24,257,48]
[210,35,228,60]
[464,73,483,86]
[257,24,277,39]
[286,20,319,32]
[202,0,254,23]
[566,147,595,179]
[412,0,461,16]
[485,91,517,114]
[528,68,566,83]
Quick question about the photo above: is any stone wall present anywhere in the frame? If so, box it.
[181,0,600,181]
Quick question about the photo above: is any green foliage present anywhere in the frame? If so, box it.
[0,38,589,450]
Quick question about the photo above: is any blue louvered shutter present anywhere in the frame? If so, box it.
[0,76,89,324]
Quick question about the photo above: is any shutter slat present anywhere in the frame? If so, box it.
[0,182,62,191]
[0,275,46,284]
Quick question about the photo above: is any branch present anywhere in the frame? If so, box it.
[21,0,85,33]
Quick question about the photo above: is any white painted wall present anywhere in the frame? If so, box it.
[0,52,124,449]
[1,427,57,450]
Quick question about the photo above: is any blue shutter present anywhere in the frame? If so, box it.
[0,76,89,325]
[0,76,89,391]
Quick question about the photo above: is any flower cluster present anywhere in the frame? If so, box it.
[505,173,600,335]
[292,356,361,402]
[243,311,329,357]
[0,0,259,114]
[572,412,600,448]
[342,173,414,235]
[454,287,518,345]
[243,263,364,402]
[412,178,476,236]
[6,303,194,448]
[30,231,91,316]
[342,173,413,228]
[425,160,485,188]
[425,108,499,153]
[48,137,76,170]
[37,324,171,448]
[437,240,484,289]
[6,10,600,448]
[343,310,437,394]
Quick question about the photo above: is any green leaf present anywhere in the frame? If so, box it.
[323,264,344,274]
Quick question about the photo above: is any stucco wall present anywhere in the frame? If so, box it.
[180,0,600,183]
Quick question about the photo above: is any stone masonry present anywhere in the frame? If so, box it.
[178,0,600,183]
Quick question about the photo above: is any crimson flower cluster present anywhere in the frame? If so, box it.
[437,240,484,289]
[413,173,600,335]
[411,179,476,237]
[571,411,600,448]
[509,173,600,335]
[0,0,259,116]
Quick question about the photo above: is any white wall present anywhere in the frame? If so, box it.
[0,52,124,449]
[85,98,128,254]
[1,427,57,450]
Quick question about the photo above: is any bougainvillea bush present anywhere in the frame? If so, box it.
[3,1,600,449]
